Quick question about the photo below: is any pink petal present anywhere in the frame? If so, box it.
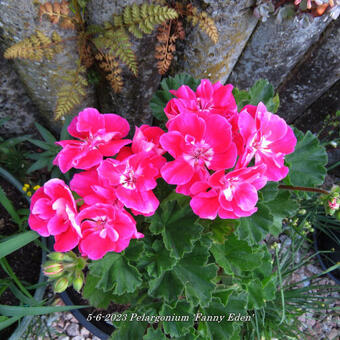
[97,139,131,156]
[203,115,233,153]
[54,226,80,252]
[161,158,194,185]
[47,215,69,235]
[167,113,206,142]
[28,214,49,237]
[190,191,219,219]
[170,85,196,100]
[210,144,237,171]
[76,108,105,134]
[104,113,130,137]
[159,131,185,158]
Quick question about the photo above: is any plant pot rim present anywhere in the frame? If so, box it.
[313,229,340,285]
[46,237,113,339]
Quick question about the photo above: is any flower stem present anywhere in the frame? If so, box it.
[278,185,329,195]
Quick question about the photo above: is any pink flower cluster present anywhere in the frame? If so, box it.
[28,79,297,259]
[161,79,296,219]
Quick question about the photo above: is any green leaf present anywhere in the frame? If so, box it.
[246,278,266,309]
[232,88,251,111]
[259,181,279,202]
[249,79,279,113]
[27,138,51,150]
[211,235,265,275]
[199,297,244,339]
[161,301,194,337]
[111,314,147,340]
[173,243,217,307]
[148,270,183,303]
[0,304,87,317]
[26,158,50,174]
[60,116,72,140]
[149,201,203,259]
[0,316,21,331]
[207,219,239,244]
[236,204,273,244]
[150,73,200,121]
[82,274,116,309]
[0,231,39,259]
[123,239,145,262]
[266,191,298,236]
[143,327,167,339]
[89,253,142,294]
[0,185,21,226]
[34,122,56,145]
[146,240,177,277]
[285,129,327,187]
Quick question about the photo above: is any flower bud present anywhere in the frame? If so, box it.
[43,262,64,278]
[54,277,69,293]
[72,272,84,292]
[48,252,65,261]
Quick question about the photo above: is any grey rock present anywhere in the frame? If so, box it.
[228,15,330,90]
[176,0,258,84]
[0,48,36,135]
[277,19,340,123]
[0,0,95,133]
[66,322,79,337]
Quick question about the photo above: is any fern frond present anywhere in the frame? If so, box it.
[4,30,64,61]
[39,0,75,29]
[187,5,218,44]
[78,34,94,68]
[155,21,177,75]
[96,52,123,93]
[93,28,138,76]
[55,64,88,119]
[113,3,178,38]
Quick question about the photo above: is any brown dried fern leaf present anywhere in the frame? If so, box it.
[39,0,75,29]
[78,35,94,68]
[186,5,218,44]
[4,30,64,61]
[155,21,177,75]
[96,52,123,93]
[55,64,88,119]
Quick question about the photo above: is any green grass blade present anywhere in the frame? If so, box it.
[0,304,88,317]
[0,185,21,226]
[0,231,39,259]
[0,316,22,331]
[34,123,56,145]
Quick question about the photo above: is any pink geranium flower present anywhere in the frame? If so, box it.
[53,108,131,173]
[160,113,237,187]
[164,79,237,121]
[237,103,297,181]
[28,179,81,252]
[132,125,165,156]
[70,168,120,207]
[76,204,143,260]
[98,152,163,216]
[190,165,267,220]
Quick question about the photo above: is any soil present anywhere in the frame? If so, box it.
[0,177,42,339]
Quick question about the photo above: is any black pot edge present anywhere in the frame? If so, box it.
[59,290,112,340]
[313,230,340,285]
[46,237,113,340]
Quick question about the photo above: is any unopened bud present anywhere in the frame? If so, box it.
[48,252,65,261]
[298,209,307,215]
[43,262,64,278]
[72,272,84,292]
[54,277,69,293]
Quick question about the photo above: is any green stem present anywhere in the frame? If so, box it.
[278,185,329,195]
[0,258,33,299]
[275,247,285,325]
